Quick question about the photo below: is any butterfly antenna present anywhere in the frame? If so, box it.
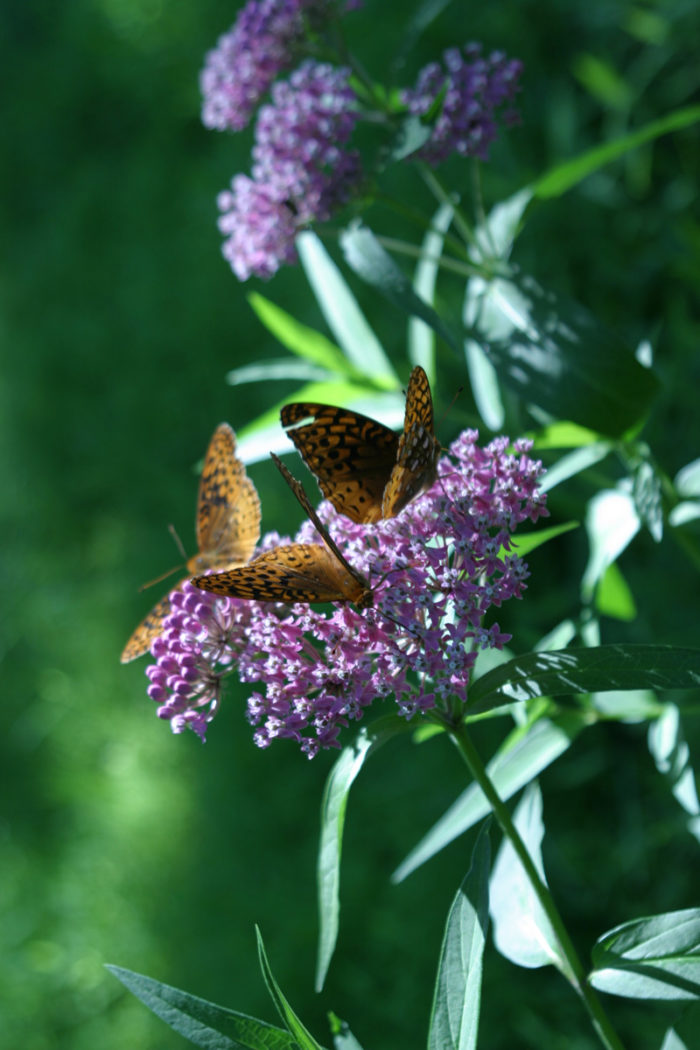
[138,564,182,591]
[168,523,189,560]
[138,524,188,591]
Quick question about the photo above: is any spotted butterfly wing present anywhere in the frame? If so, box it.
[280,402,398,523]
[193,542,371,608]
[280,366,438,523]
[381,365,441,518]
[193,454,372,610]
[121,423,261,662]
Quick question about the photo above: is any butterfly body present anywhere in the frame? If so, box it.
[281,366,440,524]
[121,423,260,663]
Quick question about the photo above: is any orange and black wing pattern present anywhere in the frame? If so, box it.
[281,367,439,523]
[382,365,441,519]
[193,542,371,608]
[193,454,372,610]
[121,423,261,662]
[280,402,399,524]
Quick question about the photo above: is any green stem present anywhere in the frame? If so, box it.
[446,719,628,1050]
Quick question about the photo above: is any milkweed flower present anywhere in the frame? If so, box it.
[144,431,548,754]
[401,43,523,165]
[217,61,363,279]
[200,0,353,132]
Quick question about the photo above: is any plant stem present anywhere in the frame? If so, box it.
[446,719,628,1050]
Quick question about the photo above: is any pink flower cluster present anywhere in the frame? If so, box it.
[144,431,548,757]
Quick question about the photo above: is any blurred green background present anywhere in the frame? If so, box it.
[2,1,699,1047]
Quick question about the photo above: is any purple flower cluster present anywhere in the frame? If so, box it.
[401,44,523,165]
[144,431,547,756]
[217,61,363,280]
[200,0,341,132]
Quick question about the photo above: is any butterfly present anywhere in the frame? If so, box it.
[192,453,373,609]
[280,365,440,524]
[120,423,261,662]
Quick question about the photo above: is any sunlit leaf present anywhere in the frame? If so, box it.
[490,783,566,972]
[428,825,490,1050]
[590,909,700,1000]
[540,442,612,492]
[106,965,297,1050]
[392,714,585,881]
[297,232,396,384]
[246,294,357,376]
[582,488,641,599]
[648,704,700,843]
[316,718,411,990]
[328,1012,365,1050]
[475,274,658,437]
[409,201,455,379]
[340,223,462,355]
[469,645,700,715]
[675,458,700,498]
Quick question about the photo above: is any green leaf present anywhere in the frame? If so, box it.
[475,274,659,438]
[590,909,700,1000]
[105,965,296,1050]
[297,232,397,384]
[532,421,603,449]
[316,717,410,990]
[507,521,579,559]
[246,294,358,377]
[660,1029,690,1050]
[468,645,700,715]
[339,223,462,355]
[490,783,567,972]
[390,113,435,161]
[595,562,637,622]
[256,929,327,1050]
[648,704,700,843]
[572,53,632,110]
[632,458,664,542]
[531,105,700,199]
[539,442,612,493]
[392,714,585,881]
[409,201,455,379]
[582,489,641,599]
[227,360,338,386]
[675,458,700,498]
[590,689,662,722]
[327,1013,365,1050]
[428,825,491,1050]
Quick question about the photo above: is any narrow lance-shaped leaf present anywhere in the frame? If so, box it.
[409,200,455,379]
[590,909,700,1001]
[489,783,569,974]
[393,713,586,882]
[428,824,491,1050]
[531,104,700,200]
[246,293,361,377]
[256,928,328,1050]
[468,645,700,716]
[105,965,297,1050]
[316,717,411,991]
[340,223,463,356]
[297,231,396,384]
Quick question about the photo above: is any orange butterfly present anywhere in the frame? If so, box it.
[192,453,372,609]
[120,423,261,662]
[280,365,440,524]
